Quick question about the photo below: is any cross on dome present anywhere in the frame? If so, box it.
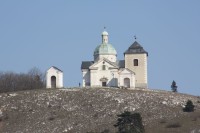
[134,35,137,40]
[102,27,109,43]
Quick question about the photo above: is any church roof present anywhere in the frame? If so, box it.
[115,60,125,68]
[81,60,125,69]
[119,68,135,74]
[94,43,117,56]
[124,41,148,55]
[93,30,117,57]
[49,66,63,72]
[81,61,94,69]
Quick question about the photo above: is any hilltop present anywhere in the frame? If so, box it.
[0,88,200,133]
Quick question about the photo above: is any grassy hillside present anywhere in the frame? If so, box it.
[0,88,200,133]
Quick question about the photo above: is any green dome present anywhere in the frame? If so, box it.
[94,43,117,56]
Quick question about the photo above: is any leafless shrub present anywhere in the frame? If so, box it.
[191,117,197,121]
[101,129,110,133]
[0,113,9,122]
[0,67,45,93]
[48,104,52,108]
[160,119,167,124]
[28,109,33,112]
[166,122,181,128]
[48,116,55,121]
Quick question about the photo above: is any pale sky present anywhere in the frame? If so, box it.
[0,1,200,95]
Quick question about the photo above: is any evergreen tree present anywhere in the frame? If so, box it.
[183,100,195,112]
[114,111,144,133]
[171,80,178,92]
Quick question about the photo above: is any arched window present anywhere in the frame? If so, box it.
[134,59,138,66]
[102,65,106,70]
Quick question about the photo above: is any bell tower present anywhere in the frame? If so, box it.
[124,40,148,88]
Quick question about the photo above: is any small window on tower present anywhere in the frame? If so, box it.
[102,65,106,70]
[134,59,138,66]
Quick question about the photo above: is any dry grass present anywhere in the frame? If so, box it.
[146,110,200,133]
[0,88,200,133]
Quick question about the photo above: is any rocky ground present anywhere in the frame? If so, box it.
[0,88,200,133]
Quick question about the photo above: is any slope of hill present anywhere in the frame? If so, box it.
[0,88,200,133]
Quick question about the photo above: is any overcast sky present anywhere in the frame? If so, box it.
[0,1,200,95]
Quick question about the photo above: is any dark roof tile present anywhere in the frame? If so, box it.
[116,60,125,68]
[51,66,63,72]
[81,61,94,69]
[124,41,148,55]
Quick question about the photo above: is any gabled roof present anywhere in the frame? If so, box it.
[81,59,125,70]
[81,61,94,69]
[89,58,119,69]
[49,66,63,72]
[119,68,135,74]
[115,60,125,68]
[102,58,119,68]
[124,41,148,56]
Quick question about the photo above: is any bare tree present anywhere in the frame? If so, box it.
[27,67,45,89]
[0,67,45,93]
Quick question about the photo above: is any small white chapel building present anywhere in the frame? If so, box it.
[81,30,148,89]
[46,66,63,88]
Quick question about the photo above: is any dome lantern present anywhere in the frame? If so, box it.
[102,29,109,43]
[94,30,117,62]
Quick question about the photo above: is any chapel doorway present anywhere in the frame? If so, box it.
[124,78,130,88]
[102,82,107,87]
[51,76,56,88]
[100,77,108,87]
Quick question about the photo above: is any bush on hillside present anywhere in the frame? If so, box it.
[114,111,144,133]
[183,100,195,112]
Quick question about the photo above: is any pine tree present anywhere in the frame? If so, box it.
[171,80,178,92]
[114,111,144,133]
[183,100,195,112]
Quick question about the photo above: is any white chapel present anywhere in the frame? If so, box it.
[46,66,64,88]
[81,30,148,89]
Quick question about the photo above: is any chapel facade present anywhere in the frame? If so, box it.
[81,30,148,89]
[46,66,64,88]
